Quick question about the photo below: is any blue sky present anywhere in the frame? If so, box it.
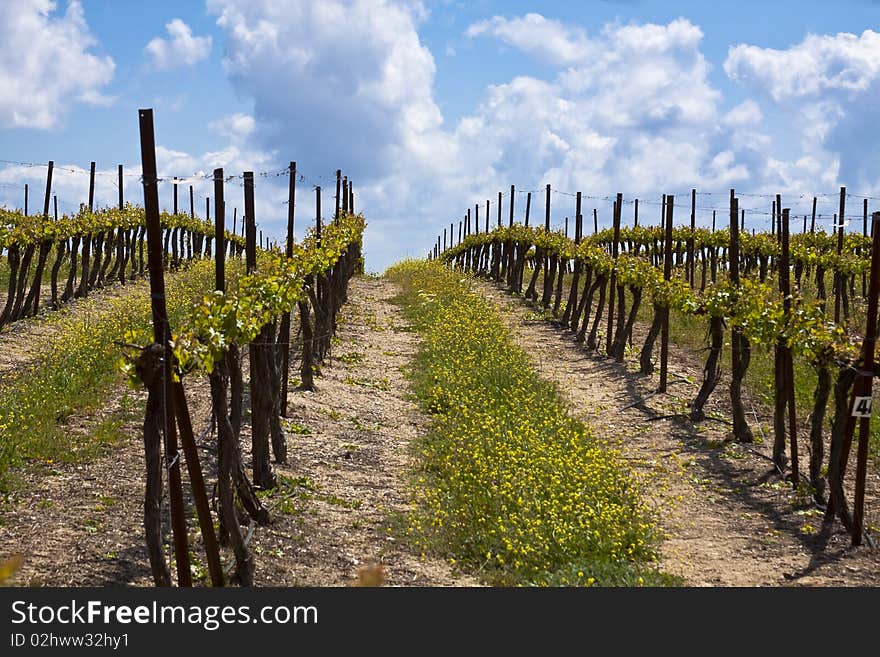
[1,1,880,270]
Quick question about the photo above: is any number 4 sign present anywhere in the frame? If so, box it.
[852,396,873,418]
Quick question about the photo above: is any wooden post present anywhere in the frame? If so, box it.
[712,210,716,232]
[26,161,54,316]
[593,208,598,234]
[54,195,57,221]
[545,184,551,232]
[771,199,776,236]
[475,204,479,235]
[497,191,502,227]
[606,193,622,357]
[189,185,194,219]
[811,197,817,233]
[173,177,178,215]
[88,162,95,210]
[316,186,322,240]
[113,166,127,285]
[43,161,53,218]
[509,185,515,226]
[335,169,341,222]
[634,199,639,227]
[284,162,296,247]
[780,208,798,481]
[729,190,753,442]
[775,195,781,244]
[214,168,225,293]
[835,187,846,325]
[851,211,880,545]
[245,174,257,274]
[171,382,224,587]
[659,194,673,392]
[862,198,868,297]
[138,108,191,586]
[525,192,531,227]
[24,183,28,215]
[74,161,96,298]
[689,188,696,286]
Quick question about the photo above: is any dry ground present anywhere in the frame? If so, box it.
[0,276,476,587]
[1,271,878,586]
[478,279,880,586]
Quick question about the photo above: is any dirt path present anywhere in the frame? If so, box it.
[0,276,476,587]
[250,276,477,586]
[478,281,880,586]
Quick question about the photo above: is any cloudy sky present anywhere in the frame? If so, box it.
[1,0,879,270]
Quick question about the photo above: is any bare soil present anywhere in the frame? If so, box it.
[0,276,476,587]
[2,269,877,587]
[477,280,880,586]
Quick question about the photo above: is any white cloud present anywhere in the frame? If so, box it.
[0,162,141,217]
[208,113,256,141]
[145,18,212,70]
[208,0,441,180]
[203,6,771,268]
[0,0,114,129]
[196,5,872,268]
[0,139,278,227]
[722,100,762,127]
[724,30,880,190]
[466,13,593,65]
[725,30,880,101]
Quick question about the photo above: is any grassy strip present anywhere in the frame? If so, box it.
[387,260,673,586]
[0,259,240,491]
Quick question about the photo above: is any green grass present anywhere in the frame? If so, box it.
[0,258,240,491]
[386,259,675,587]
